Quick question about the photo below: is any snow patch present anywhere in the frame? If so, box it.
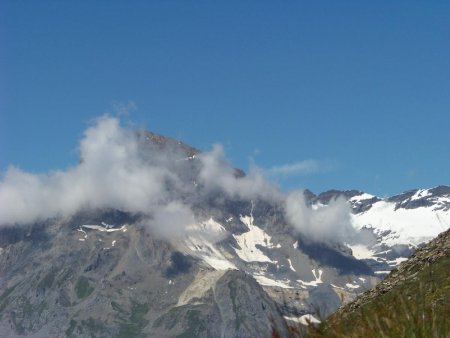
[233,203,278,263]
[350,193,375,202]
[77,228,88,239]
[347,244,376,260]
[185,218,237,271]
[287,258,296,272]
[284,314,321,326]
[410,189,431,201]
[346,283,360,289]
[81,224,127,232]
[388,257,408,265]
[254,275,293,288]
[298,269,323,287]
[330,283,344,290]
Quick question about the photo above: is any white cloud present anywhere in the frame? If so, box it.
[0,115,356,245]
[145,201,196,239]
[285,191,356,243]
[197,144,283,201]
[0,116,173,226]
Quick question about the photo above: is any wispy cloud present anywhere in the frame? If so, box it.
[269,160,320,176]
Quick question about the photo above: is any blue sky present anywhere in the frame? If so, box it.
[1,1,449,196]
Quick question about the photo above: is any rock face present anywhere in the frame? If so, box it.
[0,218,289,338]
[152,270,289,338]
[0,132,449,337]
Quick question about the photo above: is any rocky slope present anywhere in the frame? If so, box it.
[0,214,289,338]
[311,228,450,337]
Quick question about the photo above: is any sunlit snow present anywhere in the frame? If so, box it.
[287,258,296,272]
[284,314,321,326]
[350,193,375,202]
[351,200,449,245]
[298,269,323,287]
[345,283,360,289]
[185,218,237,271]
[81,224,127,232]
[347,244,377,260]
[254,275,293,288]
[330,283,344,290]
[232,206,279,263]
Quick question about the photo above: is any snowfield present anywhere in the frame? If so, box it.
[351,198,449,246]
[232,213,280,263]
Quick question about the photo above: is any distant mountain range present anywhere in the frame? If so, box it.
[307,185,449,277]
[0,132,448,337]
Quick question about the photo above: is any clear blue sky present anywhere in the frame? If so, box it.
[1,1,449,196]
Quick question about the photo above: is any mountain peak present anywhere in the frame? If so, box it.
[140,131,200,158]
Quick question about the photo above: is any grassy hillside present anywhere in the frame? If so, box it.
[309,229,450,338]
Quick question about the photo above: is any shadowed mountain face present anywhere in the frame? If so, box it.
[0,131,448,337]
[296,238,373,276]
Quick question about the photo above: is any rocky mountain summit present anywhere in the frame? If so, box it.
[0,128,449,337]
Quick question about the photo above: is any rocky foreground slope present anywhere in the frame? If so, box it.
[310,228,450,337]
[0,128,448,337]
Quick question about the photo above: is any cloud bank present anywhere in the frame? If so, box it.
[0,116,172,226]
[0,115,357,244]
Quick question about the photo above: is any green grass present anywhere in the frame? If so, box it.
[308,246,450,337]
[152,305,208,337]
[116,300,149,338]
[174,309,207,338]
[74,276,94,299]
[153,306,183,330]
